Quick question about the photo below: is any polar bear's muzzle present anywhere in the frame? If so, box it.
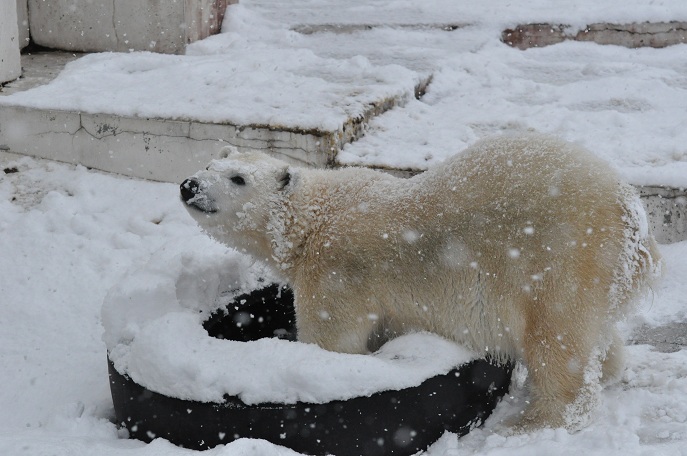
[180,178,217,213]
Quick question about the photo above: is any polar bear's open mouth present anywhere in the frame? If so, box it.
[180,178,217,213]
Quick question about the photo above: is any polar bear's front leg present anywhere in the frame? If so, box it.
[293,294,377,355]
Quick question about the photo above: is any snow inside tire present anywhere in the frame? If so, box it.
[103,239,512,455]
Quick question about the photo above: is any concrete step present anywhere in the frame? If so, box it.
[502,21,687,50]
[0,51,429,183]
[292,23,468,34]
[639,186,687,245]
[0,51,82,96]
[0,105,330,182]
[630,322,687,353]
[0,97,429,183]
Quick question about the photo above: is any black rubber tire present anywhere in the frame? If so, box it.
[108,284,512,455]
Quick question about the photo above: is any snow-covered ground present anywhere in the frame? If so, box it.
[1,1,687,455]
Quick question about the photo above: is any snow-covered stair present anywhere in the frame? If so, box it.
[0,49,427,183]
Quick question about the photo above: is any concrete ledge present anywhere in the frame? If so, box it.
[630,322,687,353]
[0,78,427,183]
[0,52,82,96]
[0,47,431,182]
[293,23,467,34]
[639,186,687,245]
[0,106,330,182]
[502,21,687,50]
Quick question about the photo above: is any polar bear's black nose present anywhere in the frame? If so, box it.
[180,178,200,202]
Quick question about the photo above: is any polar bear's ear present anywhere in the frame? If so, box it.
[219,145,240,159]
[277,167,292,190]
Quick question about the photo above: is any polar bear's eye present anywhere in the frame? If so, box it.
[230,175,246,186]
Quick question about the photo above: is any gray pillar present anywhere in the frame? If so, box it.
[1,0,22,84]
[16,0,30,49]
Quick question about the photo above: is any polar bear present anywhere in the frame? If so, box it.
[180,134,661,431]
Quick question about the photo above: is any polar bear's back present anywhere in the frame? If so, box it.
[425,134,622,216]
[414,134,658,316]
[289,134,656,318]
[304,134,645,280]
[418,134,639,275]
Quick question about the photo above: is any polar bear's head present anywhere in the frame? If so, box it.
[180,147,292,259]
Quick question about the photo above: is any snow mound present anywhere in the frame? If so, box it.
[102,236,476,405]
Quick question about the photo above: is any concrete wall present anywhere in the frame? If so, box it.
[28,0,236,54]
[639,186,687,245]
[16,0,29,49]
[1,0,21,84]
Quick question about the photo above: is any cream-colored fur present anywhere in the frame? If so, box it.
[181,134,661,431]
